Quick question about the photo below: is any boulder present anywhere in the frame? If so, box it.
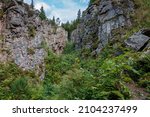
[125,29,150,51]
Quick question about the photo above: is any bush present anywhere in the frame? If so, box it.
[11,77,30,99]
[0,63,43,99]
[28,25,36,37]
[63,42,75,54]
[0,9,4,20]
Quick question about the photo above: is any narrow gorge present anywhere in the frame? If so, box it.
[0,0,150,100]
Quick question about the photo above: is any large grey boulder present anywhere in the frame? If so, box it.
[125,29,150,51]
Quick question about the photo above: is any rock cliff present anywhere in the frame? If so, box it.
[71,0,134,55]
[0,0,67,79]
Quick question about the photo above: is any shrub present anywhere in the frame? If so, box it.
[27,48,35,55]
[63,42,75,54]
[89,0,99,6]
[0,9,4,20]
[11,77,30,99]
[28,25,36,37]
[0,63,43,99]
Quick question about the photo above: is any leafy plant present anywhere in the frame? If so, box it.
[28,25,36,37]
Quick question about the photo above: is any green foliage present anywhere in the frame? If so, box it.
[0,63,43,99]
[11,77,30,99]
[138,79,150,88]
[61,20,79,40]
[63,42,75,54]
[41,41,49,51]
[27,48,35,55]
[42,43,136,100]
[1,0,150,100]
[77,9,81,21]
[0,9,4,20]
[39,6,47,20]
[89,0,96,5]
[0,35,4,42]
[0,40,149,100]
[61,8,82,39]
[131,0,150,28]
[89,0,99,6]
[28,25,36,37]
[50,16,56,26]
[2,39,150,100]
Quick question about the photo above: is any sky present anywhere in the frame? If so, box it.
[24,0,89,23]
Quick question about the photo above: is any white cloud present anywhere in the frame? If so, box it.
[34,2,51,11]
[24,0,89,23]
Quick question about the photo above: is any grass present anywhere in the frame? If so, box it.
[0,40,149,100]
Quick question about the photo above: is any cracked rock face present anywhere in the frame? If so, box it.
[98,0,134,47]
[71,0,134,55]
[0,1,68,79]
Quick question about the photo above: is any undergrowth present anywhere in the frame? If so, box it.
[0,41,149,100]
[0,0,149,100]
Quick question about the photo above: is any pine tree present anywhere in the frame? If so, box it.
[39,6,47,20]
[52,16,55,24]
[89,0,96,6]
[50,16,56,26]
[77,9,81,21]
[31,0,34,9]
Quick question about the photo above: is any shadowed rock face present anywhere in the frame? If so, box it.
[0,1,68,79]
[71,0,134,55]
[98,0,134,46]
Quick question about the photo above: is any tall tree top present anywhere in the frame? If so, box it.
[31,0,34,9]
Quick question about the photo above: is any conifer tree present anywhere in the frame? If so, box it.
[77,9,81,21]
[89,0,96,6]
[39,6,47,20]
[52,16,55,24]
[31,0,34,9]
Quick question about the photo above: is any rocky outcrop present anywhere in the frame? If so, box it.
[71,0,134,55]
[0,1,67,79]
[125,29,150,51]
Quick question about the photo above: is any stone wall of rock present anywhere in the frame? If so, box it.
[71,0,134,55]
[0,0,67,79]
